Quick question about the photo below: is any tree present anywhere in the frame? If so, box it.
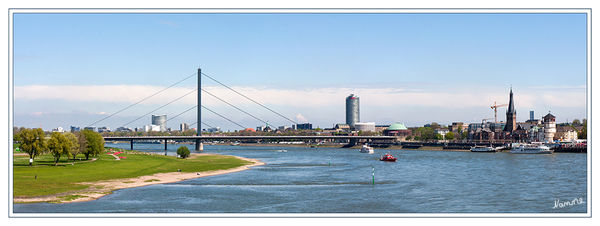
[47,132,72,164]
[415,127,435,141]
[15,128,46,165]
[81,130,104,160]
[578,121,587,139]
[76,131,88,160]
[572,119,581,126]
[64,132,80,160]
[445,132,455,140]
[177,146,190,159]
[435,133,443,140]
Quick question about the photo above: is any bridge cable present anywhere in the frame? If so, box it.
[201,105,246,129]
[164,105,197,124]
[201,88,271,127]
[202,72,298,125]
[121,88,198,128]
[86,72,197,127]
[188,121,215,129]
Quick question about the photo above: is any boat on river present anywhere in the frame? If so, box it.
[380,153,397,162]
[470,145,498,153]
[510,143,553,154]
[359,144,375,154]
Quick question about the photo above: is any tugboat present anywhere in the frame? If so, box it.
[379,152,397,162]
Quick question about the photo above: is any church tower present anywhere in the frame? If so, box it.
[504,88,517,132]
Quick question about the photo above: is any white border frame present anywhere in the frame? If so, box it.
[7,8,592,218]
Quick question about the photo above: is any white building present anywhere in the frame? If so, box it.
[434,128,450,137]
[354,122,376,132]
[543,113,557,143]
[179,123,189,131]
[144,125,161,132]
[52,127,64,133]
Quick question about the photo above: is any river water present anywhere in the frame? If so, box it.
[14,143,588,214]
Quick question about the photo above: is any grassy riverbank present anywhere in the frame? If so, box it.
[13,148,252,200]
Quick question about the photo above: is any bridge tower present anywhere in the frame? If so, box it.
[196,67,203,151]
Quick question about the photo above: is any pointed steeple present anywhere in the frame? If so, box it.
[507,87,516,114]
[504,87,517,132]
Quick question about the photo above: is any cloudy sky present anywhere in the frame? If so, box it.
[12,13,587,131]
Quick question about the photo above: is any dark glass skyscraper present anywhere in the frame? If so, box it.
[346,94,360,128]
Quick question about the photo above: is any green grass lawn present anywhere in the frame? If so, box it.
[13,148,252,197]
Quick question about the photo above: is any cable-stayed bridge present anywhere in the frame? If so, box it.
[89,68,395,151]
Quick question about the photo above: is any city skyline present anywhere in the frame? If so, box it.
[12,13,588,131]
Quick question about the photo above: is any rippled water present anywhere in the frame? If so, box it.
[14,143,588,213]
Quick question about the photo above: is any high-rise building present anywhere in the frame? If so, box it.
[345,94,360,129]
[180,123,189,131]
[504,88,517,132]
[151,114,167,132]
[296,123,312,130]
[530,110,534,121]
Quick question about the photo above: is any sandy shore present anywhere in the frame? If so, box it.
[14,154,264,204]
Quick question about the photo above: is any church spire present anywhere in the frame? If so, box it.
[507,87,516,114]
[504,87,517,132]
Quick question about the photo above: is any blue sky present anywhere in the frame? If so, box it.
[13,13,588,131]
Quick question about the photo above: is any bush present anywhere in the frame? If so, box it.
[177,146,190,159]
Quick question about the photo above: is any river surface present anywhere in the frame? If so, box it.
[14,143,588,213]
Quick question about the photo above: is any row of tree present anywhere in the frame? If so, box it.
[409,127,468,141]
[14,128,105,165]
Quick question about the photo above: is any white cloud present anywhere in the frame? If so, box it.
[295,113,308,123]
[14,84,586,110]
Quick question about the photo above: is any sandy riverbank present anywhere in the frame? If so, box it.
[14,153,264,204]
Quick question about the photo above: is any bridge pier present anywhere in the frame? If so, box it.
[164,139,168,155]
[130,139,134,150]
[195,139,204,151]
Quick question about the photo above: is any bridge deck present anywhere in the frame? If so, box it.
[103,136,397,140]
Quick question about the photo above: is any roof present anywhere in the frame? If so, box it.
[544,113,556,119]
[386,123,408,131]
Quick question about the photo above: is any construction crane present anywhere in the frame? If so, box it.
[490,101,508,123]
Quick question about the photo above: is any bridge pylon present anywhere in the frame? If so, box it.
[196,67,203,151]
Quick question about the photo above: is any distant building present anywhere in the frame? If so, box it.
[70,126,80,133]
[180,123,189,131]
[83,127,96,132]
[296,123,313,130]
[544,113,557,142]
[52,127,64,133]
[144,125,161,132]
[97,127,110,133]
[206,127,221,133]
[345,94,360,129]
[115,127,133,132]
[556,126,578,142]
[383,123,412,140]
[434,128,449,137]
[449,122,469,133]
[334,123,351,132]
[375,125,390,133]
[354,122,376,132]
[530,110,535,121]
[256,125,266,132]
[151,114,167,132]
[278,125,290,131]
